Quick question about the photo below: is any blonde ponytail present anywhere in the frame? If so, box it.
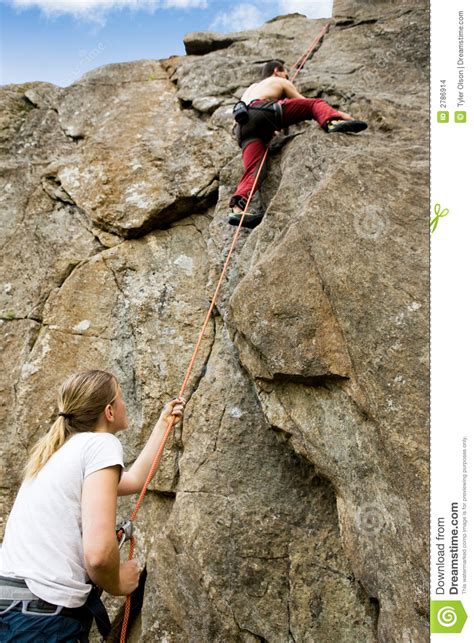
[23,370,118,480]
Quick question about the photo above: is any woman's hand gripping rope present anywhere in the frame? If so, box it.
[159,397,186,426]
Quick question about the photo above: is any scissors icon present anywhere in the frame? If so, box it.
[430,203,449,233]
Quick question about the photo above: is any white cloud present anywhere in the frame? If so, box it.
[162,0,206,6]
[210,3,264,32]
[277,0,333,19]
[209,0,333,34]
[8,0,207,24]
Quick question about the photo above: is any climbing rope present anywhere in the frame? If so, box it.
[119,21,332,642]
[289,22,331,80]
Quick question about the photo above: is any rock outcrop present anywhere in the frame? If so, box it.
[0,1,429,641]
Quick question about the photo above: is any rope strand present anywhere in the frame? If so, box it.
[289,22,331,80]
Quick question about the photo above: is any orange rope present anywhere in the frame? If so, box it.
[289,22,331,80]
[119,143,268,643]
[119,22,331,642]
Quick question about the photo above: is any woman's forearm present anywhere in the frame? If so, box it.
[127,417,172,487]
[125,398,185,491]
[85,541,121,594]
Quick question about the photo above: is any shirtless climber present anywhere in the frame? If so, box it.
[228,59,368,228]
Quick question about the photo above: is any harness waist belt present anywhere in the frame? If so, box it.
[0,575,112,638]
[0,576,37,602]
[234,99,284,149]
[0,585,37,601]
[0,576,65,616]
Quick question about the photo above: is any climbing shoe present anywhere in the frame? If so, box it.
[228,209,264,229]
[325,119,368,134]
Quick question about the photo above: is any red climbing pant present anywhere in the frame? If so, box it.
[230,97,342,208]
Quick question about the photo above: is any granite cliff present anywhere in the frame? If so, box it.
[0,0,429,640]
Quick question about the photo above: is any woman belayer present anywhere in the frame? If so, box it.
[0,369,185,641]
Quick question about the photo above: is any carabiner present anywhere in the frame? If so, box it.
[116,519,133,549]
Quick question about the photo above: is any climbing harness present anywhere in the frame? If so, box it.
[0,523,133,634]
[234,99,284,149]
[118,21,332,643]
[0,575,112,639]
[0,576,62,616]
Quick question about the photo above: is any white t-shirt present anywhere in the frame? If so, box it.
[0,431,124,608]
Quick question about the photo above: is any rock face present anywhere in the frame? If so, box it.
[0,1,429,641]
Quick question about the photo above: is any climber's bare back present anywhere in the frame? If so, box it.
[241,76,302,104]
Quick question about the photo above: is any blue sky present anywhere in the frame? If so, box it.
[0,0,333,87]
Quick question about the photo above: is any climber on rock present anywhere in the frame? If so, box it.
[228,59,368,228]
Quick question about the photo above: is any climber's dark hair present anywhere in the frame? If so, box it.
[261,59,286,79]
